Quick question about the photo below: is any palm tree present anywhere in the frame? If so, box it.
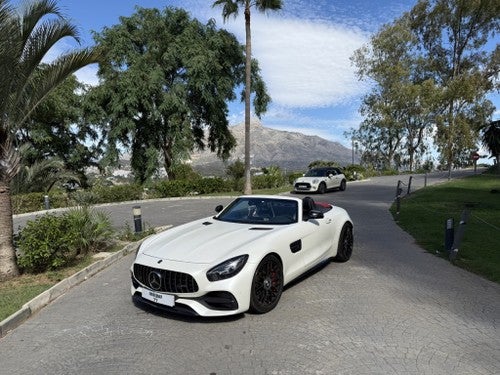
[0,0,99,280]
[213,0,282,194]
[10,144,81,195]
[483,120,500,173]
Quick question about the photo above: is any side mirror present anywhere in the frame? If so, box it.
[215,205,223,213]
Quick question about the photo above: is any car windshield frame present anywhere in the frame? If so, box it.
[215,197,298,225]
[304,168,328,177]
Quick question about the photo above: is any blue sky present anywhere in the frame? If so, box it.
[31,0,500,149]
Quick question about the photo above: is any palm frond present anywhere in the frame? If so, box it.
[212,0,240,21]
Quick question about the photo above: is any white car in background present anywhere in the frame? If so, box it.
[294,167,347,194]
[131,195,353,317]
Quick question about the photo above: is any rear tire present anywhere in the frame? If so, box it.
[339,179,346,191]
[333,223,353,262]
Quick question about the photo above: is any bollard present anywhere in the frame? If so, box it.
[424,173,427,187]
[444,218,454,253]
[395,180,403,215]
[133,206,143,233]
[44,195,50,210]
[449,209,470,261]
[396,180,403,199]
[407,176,413,195]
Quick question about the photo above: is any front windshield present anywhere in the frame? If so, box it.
[305,168,327,177]
[216,198,298,225]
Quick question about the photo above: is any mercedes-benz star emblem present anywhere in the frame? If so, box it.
[148,271,162,291]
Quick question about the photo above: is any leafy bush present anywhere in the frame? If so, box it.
[252,174,286,189]
[153,178,233,197]
[288,172,303,185]
[153,179,192,197]
[91,184,143,203]
[64,207,114,254]
[195,177,232,194]
[11,192,70,214]
[17,208,114,273]
[343,164,366,181]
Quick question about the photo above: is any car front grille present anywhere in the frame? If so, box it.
[295,183,311,190]
[133,263,199,293]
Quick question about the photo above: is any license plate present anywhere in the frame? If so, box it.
[142,289,175,306]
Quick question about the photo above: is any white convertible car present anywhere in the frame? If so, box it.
[131,195,353,317]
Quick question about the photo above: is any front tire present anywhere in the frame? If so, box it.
[250,254,283,314]
[318,182,326,194]
[333,223,353,262]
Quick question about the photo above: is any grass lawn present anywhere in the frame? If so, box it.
[0,256,94,322]
[391,173,500,283]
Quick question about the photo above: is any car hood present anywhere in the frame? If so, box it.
[139,218,278,264]
[296,176,324,182]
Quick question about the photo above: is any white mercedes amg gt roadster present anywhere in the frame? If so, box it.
[131,195,353,317]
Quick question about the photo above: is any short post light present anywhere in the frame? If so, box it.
[44,195,50,210]
[133,206,143,233]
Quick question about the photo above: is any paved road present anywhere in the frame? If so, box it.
[2,170,499,374]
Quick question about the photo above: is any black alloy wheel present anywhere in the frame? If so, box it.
[333,222,353,262]
[250,254,283,314]
[339,180,346,191]
[318,182,327,194]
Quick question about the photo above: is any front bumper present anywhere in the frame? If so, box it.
[130,259,255,317]
[294,182,318,192]
[131,274,240,317]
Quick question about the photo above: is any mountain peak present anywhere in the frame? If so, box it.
[191,122,352,175]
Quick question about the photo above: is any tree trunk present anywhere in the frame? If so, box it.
[243,2,252,195]
[0,181,19,280]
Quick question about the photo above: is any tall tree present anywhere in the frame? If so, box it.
[409,0,499,177]
[352,18,437,171]
[213,0,281,194]
[87,7,270,183]
[15,74,102,188]
[482,120,500,172]
[0,0,99,280]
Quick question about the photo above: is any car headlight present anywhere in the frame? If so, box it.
[206,255,249,282]
[312,179,319,184]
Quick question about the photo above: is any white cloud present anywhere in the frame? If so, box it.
[75,64,99,86]
[224,15,369,108]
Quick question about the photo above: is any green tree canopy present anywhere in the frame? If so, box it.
[87,6,270,183]
[15,74,102,188]
[352,0,499,173]
[409,0,499,173]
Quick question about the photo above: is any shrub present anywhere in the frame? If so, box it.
[11,191,70,214]
[288,172,303,185]
[17,208,114,273]
[252,174,285,189]
[91,184,143,203]
[153,179,192,197]
[343,164,366,181]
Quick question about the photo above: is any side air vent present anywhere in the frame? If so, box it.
[290,239,302,253]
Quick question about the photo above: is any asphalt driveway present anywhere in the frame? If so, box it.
[2,170,499,374]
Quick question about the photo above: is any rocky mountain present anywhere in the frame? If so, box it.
[190,119,353,175]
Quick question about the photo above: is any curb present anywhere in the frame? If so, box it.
[0,240,145,338]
